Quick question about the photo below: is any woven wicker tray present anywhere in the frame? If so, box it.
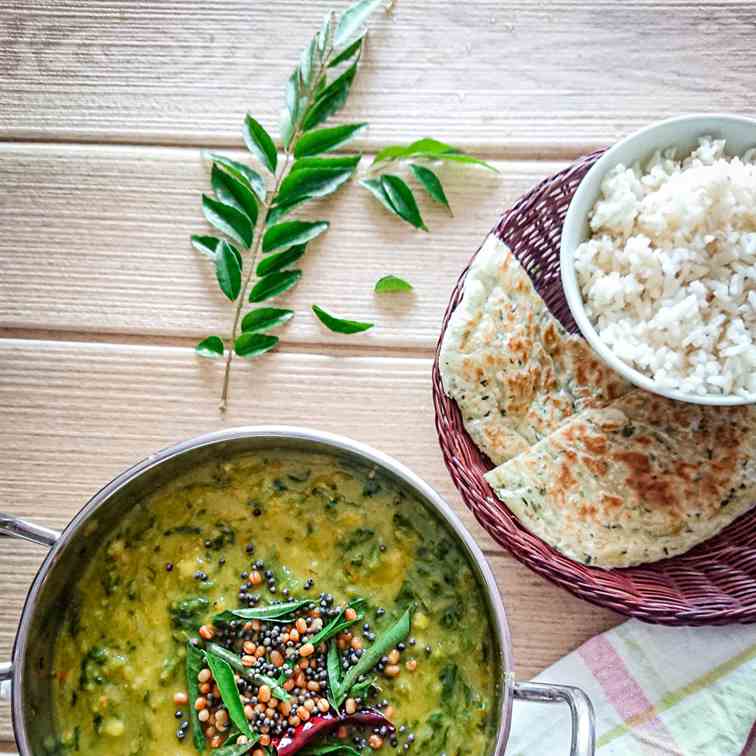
[432,151,756,625]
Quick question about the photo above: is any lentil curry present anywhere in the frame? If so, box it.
[51,450,499,755]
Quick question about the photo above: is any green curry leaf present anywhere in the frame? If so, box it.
[191,234,222,259]
[349,675,376,700]
[202,195,253,249]
[241,308,294,334]
[334,0,383,48]
[243,115,278,174]
[248,270,302,303]
[301,62,358,131]
[216,241,243,301]
[196,336,225,358]
[256,245,307,277]
[212,163,259,227]
[328,36,364,68]
[206,153,267,202]
[234,333,279,359]
[263,220,329,254]
[359,178,396,213]
[312,305,373,334]
[292,155,362,173]
[294,123,368,158]
[409,163,451,213]
[275,166,355,206]
[374,275,413,293]
[380,175,427,231]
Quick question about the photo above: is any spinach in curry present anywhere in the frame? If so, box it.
[51,451,499,755]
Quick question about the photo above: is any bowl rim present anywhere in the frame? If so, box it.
[11,425,514,755]
[560,112,756,407]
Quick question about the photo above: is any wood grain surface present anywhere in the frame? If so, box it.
[2,1,755,153]
[2,0,752,749]
[0,144,560,348]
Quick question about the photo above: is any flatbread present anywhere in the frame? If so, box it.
[485,390,756,567]
[439,234,630,464]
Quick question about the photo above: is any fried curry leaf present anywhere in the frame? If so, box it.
[205,651,256,739]
[214,599,313,623]
[326,641,342,709]
[211,743,261,756]
[302,746,361,756]
[186,643,208,753]
[170,597,209,633]
[206,643,291,702]
[335,604,414,705]
[310,598,367,646]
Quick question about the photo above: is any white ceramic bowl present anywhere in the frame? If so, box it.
[560,113,756,406]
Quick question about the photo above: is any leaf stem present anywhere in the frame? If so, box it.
[219,158,290,411]
[218,35,336,411]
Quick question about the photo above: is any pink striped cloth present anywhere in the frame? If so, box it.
[508,620,756,755]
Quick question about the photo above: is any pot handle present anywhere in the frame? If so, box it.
[513,680,596,756]
[0,512,60,548]
[0,513,60,700]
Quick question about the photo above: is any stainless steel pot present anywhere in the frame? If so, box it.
[0,426,595,755]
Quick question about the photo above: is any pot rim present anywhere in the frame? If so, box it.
[11,425,515,754]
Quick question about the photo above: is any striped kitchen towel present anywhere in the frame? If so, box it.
[507,620,756,756]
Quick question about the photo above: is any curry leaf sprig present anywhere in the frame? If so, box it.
[193,0,384,411]
[361,138,497,228]
[192,0,495,410]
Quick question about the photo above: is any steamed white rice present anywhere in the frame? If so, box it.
[574,137,756,398]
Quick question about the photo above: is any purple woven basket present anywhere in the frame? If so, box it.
[432,151,756,625]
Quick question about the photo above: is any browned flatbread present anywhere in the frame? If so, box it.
[439,234,630,464]
[485,390,756,567]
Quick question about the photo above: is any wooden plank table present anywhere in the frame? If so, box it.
[0,0,754,749]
